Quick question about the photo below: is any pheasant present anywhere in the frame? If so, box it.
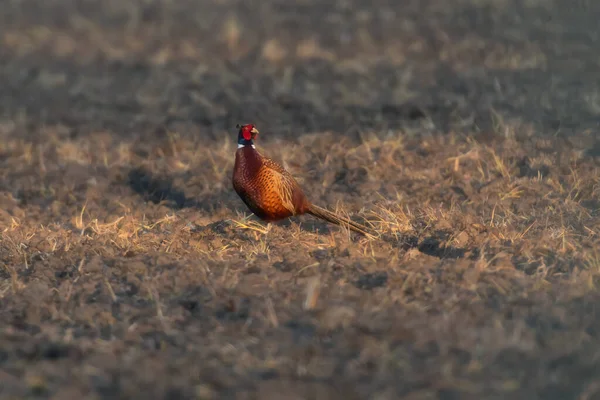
[232,123,373,236]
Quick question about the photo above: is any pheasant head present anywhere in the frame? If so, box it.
[236,124,259,148]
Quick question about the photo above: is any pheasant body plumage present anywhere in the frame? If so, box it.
[233,145,309,221]
[232,124,373,236]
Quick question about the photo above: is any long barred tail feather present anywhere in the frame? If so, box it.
[307,204,374,237]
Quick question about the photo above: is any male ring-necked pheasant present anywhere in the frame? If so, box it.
[232,124,373,236]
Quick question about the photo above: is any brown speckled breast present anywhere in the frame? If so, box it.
[232,146,309,221]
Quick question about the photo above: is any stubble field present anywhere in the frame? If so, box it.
[1,0,600,398]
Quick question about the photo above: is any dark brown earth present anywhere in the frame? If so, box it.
[1,0,600,398]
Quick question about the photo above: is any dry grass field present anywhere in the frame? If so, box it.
[1,0,600,398]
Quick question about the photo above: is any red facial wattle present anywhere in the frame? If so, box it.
[242,127,252,141]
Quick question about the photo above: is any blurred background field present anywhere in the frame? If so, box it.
[1,0,599,399]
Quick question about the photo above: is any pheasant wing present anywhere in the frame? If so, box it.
[259,158,304,216]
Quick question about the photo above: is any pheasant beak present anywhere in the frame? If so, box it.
[250,127,260,137]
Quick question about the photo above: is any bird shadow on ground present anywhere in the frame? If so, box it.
[127,167,191,209]
[126,167,233,213]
